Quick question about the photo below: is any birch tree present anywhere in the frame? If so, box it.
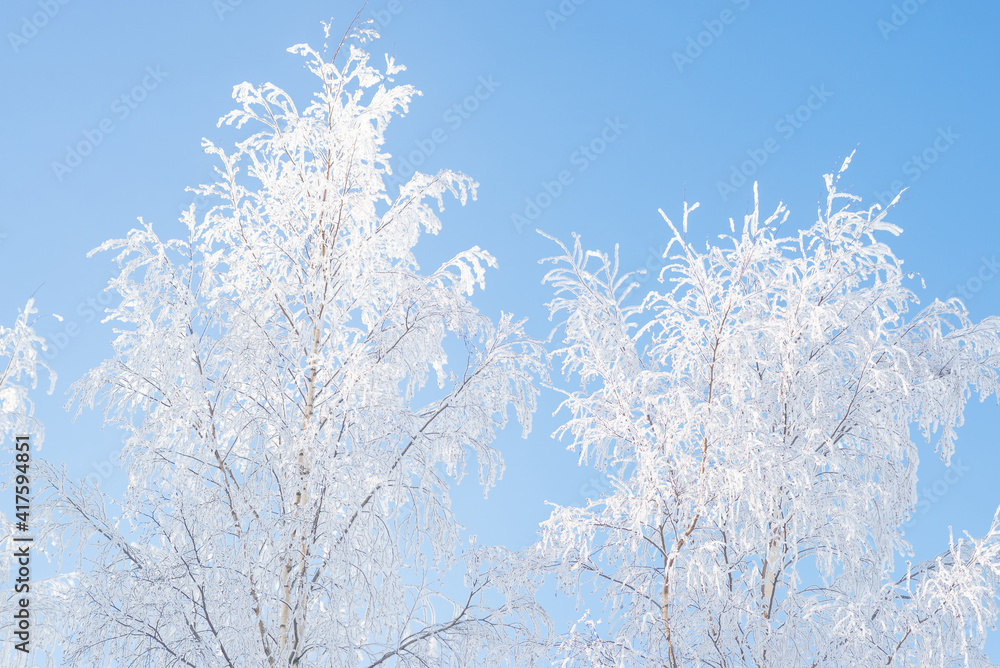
[30,23,548,667]
[0,300,52,444]
[539,156,1000,667]
[0,300,56,664]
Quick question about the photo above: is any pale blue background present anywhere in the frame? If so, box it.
[3,0,1000,662]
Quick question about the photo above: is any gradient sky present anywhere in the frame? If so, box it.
[3,0,1000,662]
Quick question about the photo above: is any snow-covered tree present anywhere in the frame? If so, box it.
[538,156,1000,667]
[0,300,52,443]
[0,300,55,664]
[30,23,549,667]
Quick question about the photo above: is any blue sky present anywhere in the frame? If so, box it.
[3,0,1000,660]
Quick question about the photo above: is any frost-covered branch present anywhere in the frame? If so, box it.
[539,155,1000,666]
[33,24,550,667]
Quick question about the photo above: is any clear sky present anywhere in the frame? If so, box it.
[3,0,1000,661]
